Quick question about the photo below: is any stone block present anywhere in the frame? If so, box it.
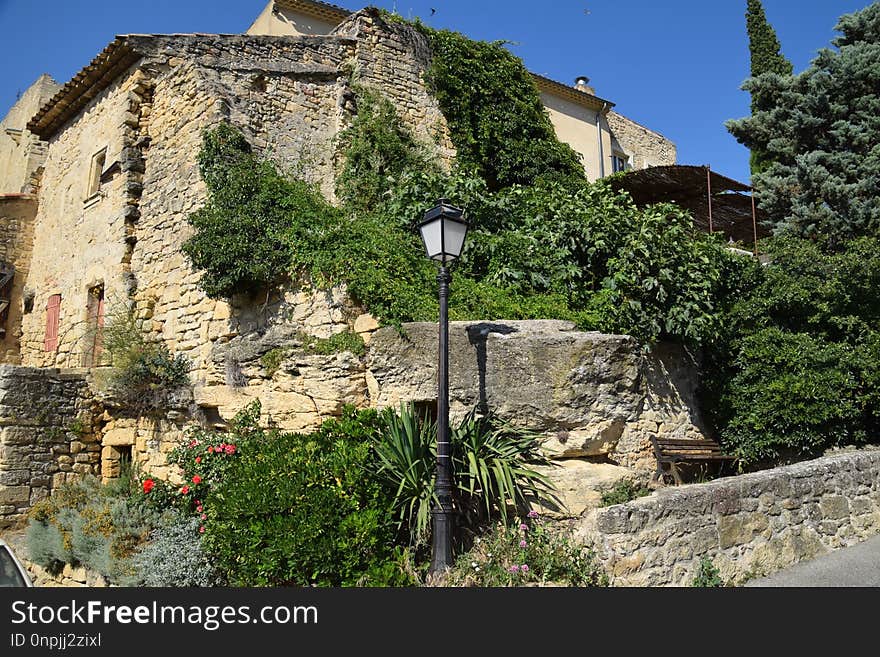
[819,495,850,520]
[0,485,30,505]
[718,512,769,549]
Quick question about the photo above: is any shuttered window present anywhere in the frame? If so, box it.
[44,294,61,352]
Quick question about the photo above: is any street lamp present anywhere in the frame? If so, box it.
[418,198,468,574]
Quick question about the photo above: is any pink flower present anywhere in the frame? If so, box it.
[196,505,203,513]
[521,564,529,572]
[224,444,236,455]
[527,510,539,519]
[520,524,529,531]
[188,440,197,449]
[192,475,202,485]
[519,540,527,548]
[201,513,207,520]
[199,526,205,534]
[180,485,190,495]
[508,565,520,573]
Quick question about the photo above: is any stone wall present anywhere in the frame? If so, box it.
[579,447,880,586]
[367,320,708,471]
[0,366,99,528]
[0,195,37,362]
[607,110,676,170]
[0,74,60,195]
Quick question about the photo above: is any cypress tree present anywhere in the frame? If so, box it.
[744,0,793,175]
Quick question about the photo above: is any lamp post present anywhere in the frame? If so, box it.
[418,198,468,574]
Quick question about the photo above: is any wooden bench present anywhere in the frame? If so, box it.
[650,437,737,485]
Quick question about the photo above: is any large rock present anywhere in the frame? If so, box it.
[367,320,708,471]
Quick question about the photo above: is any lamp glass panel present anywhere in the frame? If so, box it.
[442,219,468,261]
[419,218,443,259]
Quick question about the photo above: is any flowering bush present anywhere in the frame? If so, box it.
[442,511,607,587]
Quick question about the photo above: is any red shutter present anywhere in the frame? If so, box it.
[44,294,61,352]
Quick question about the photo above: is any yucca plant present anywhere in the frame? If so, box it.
[372,403,559,547]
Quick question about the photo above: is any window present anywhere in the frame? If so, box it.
[44,294,61,352]
[612,154,629,173]
[86,148,107,198]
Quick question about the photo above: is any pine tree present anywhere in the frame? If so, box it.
[726,3,880,244]
[744,0,793,175]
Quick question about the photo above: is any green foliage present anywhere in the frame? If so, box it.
[183,123,331,298]
[335,86,436,210]
[259,332,365,376]
[702,236,880,465]
[415,23,584,189]
[26,476,164,584]
[201,404,413,586]
[692,556,725,587]
[443,512,607,587]
[600,479,651,507]
[727,4,880,241]
[373,403,558,546]
[129,513,224,587]
[102,304,190,412]
[299,330,366,357]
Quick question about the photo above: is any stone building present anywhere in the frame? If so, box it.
[246,0,677,181]
[0,5,693,524]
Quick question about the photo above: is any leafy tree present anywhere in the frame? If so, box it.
[744,0,793,175]
[726,4,880,243]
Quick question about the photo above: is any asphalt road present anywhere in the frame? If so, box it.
[745,533,880,587]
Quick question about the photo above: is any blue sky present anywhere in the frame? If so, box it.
[0,0,873,184]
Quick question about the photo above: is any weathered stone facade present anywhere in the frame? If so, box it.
[0,366,99,528]
[17,10,452,386]
[367,320,708,472]
[0,195,36,362]
[0,74,60,195]
[579,447,880,586]
[607,110,676,171]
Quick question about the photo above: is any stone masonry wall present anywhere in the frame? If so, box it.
[607,110,676,170]
[0,196,37,363]
[0,366,99,528]
[579,447,880,586]
[367,320,708,472]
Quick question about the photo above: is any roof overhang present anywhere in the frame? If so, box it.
[532,73,614,113]
[608,164,769,243]
[275,0,351,24]
[27,38,140,141]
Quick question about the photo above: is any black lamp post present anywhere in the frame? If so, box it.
[418,198,468,574]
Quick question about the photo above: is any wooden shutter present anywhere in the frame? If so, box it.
[44,294,61,352]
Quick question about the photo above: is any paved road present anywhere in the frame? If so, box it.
[745,533,880,587]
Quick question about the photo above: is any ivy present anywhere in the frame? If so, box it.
[414,23,585,190]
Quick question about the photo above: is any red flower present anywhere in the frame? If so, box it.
[188,440,197,448]
[196,505,203,513]
[199,526,205,534]
[181,485,190,495]
[224,444,236,455]
[195,456,201,464]
[207,446,214,454]
[192,475,202,485]
[142,479,155,494]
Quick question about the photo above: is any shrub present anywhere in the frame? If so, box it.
[600,479,652,507]
[129,513,224,587]
[373,403,558,546]
[101,303,190,412]
[702,236,880,465]
[201,405,412,586]
[442,512,607,587]
[26,476,163,584]
[692,556,725,587]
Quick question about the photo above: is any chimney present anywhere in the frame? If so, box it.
[574,76,595,96]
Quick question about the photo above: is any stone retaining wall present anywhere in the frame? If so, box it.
[578,447,880,586]
[0,366,99,527]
